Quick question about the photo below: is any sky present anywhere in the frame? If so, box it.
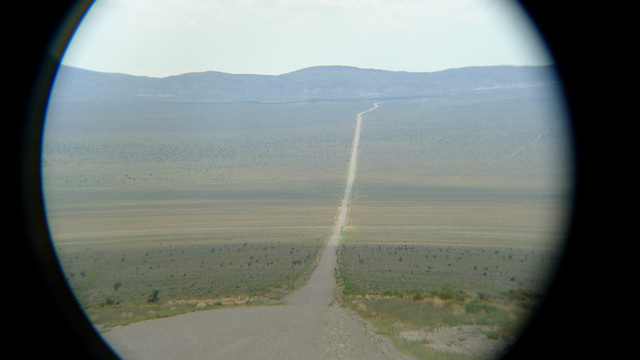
[60,0,554,78]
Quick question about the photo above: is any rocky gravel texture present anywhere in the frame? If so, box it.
[101,303,415,360]
[398,325,510,359]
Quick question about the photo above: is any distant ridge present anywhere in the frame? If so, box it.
[49,65,559,103]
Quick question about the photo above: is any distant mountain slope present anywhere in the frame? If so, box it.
[49,65,559,103]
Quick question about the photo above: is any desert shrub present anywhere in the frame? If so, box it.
[381,289,403,297]
[103,297,120,306]
[465,299,498,314]
[147,289,160,303]
[482,329,500,340]
[474,310,510,326]
[505,288,541,301]
[465,299,511,326]
[430,287,468,301]
[475,290,499,301]
[505,288,542,310]
[408,289,424,301]
[341,273,365,296]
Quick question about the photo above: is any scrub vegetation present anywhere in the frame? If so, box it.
[43,82,572,356]
[335,93,571,359]
[43,101,366,326]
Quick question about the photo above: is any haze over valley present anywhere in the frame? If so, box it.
[42,64,572,360]
[49,64,559,103]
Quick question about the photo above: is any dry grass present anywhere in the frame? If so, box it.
[342,289,537,360]
[333,94,571,359]
[43,91,573,335]
[42,100,367,323]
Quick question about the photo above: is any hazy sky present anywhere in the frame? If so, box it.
[60,0,553,78]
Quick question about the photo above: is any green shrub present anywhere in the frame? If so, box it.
[408,289,424,301]
[381,289,403,297]
[505,288,542,310]
[147,289,160,303]
[475,290,499,301]
[341,273,365,296]
[474,310,510,326]
[505,288,541,302]
[103,297,120,306]
[482,329,500,340]
[430,287,468,301]
[465,299,497,314]
[465,299,511,326]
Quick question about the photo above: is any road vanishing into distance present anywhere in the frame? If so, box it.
[101,103,414,360]
[283,102,378,307]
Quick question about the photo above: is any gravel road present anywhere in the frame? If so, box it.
[101,302,414,360]
[100,104,415,359]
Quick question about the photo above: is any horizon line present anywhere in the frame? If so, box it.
[59,63,555,79]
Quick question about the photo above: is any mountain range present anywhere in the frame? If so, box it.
[49,65,559,103]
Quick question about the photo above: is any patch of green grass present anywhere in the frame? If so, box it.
[408,289,424,301]
[431,287,470,302]
[504,288,544,310]
[393,338,477,360]
[381,289,404,297]
[481,329,500,340]
[340,272,365,296]
[393,340,435,360]
[348,296,464,331]
[344,287,535,349]
[464,299,498,314]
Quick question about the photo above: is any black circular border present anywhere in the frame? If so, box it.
[13,1,594,359]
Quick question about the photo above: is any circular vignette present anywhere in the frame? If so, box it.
[14,1,590,360]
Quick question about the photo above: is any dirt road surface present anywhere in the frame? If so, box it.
[101,302,413,360]
[100,103,415,359]
[283,103,377,308]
